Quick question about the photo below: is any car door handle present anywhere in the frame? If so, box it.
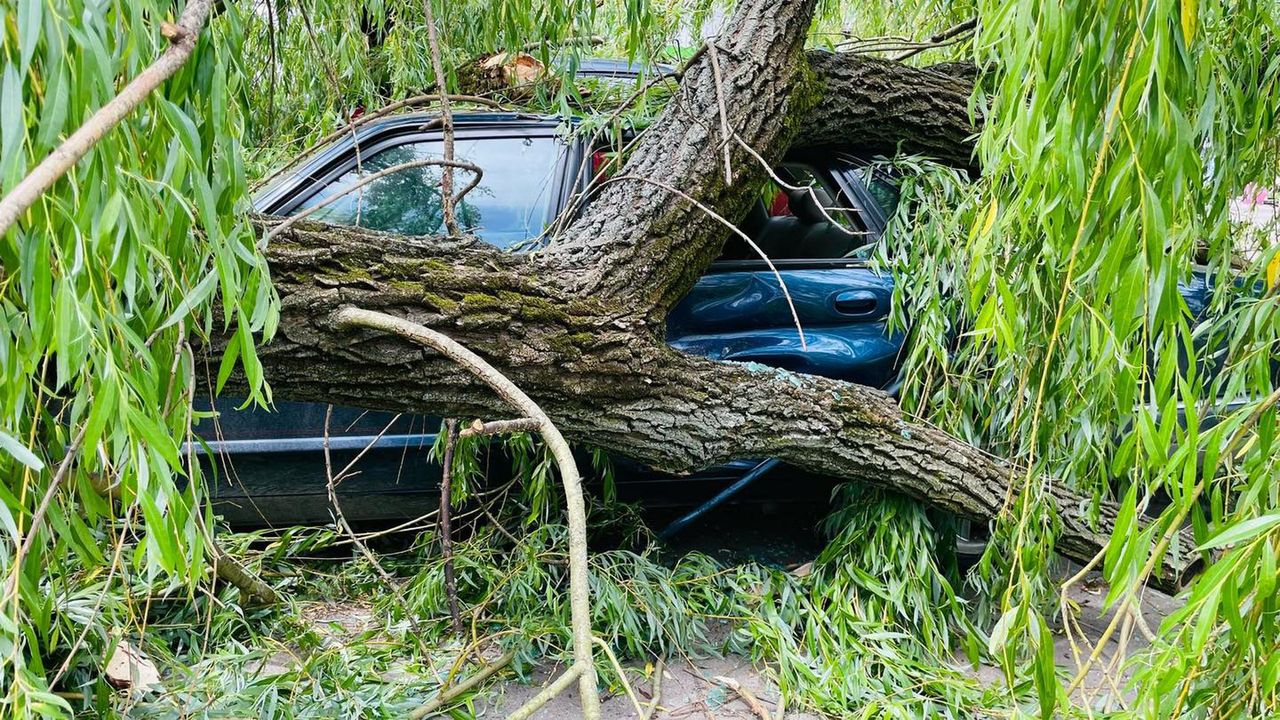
[833,290,879,316]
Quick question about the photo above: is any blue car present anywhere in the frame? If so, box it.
[200,107,912,527]
[204,106,1231,530]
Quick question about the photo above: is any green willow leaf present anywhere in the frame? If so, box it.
[1197,514,1280,551]
[0,430,44,471]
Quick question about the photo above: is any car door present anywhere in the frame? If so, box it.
[666,156,905,388]
[200,115,577,526]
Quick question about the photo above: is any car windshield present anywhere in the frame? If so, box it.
[290,135,561,248]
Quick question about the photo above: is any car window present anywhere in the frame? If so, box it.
[854,165,901,219]
[290,135,561,248]
[719,163,873,262]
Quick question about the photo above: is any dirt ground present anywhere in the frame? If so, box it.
[267,506,1180,718]
[278,567,1178,719]
[469,573,1178,719]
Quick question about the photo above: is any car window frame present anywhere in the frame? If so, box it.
[257,117,578,242]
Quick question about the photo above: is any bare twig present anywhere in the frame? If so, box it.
[706,40,733,185]
[332,308,600,720]
[459,417,540,439]
[732,133,865,239]
[439,419,463,636]
[893,18,977,61]
[407,650,516,720]
[421,0,459,235]
[0,0,213,238]
[260,158,482,247]
[714,676,772,720]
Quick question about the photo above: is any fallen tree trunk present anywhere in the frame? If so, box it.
[248,221,1195,591]
[222,0,1195,591]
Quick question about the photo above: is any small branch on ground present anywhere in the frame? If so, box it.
[642,658,665,720]
[714,676,773,720]
[407,650,516,720]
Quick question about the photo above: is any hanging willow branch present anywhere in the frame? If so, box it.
[0,0,214,238]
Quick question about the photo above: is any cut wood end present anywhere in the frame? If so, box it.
[160,22,185,42]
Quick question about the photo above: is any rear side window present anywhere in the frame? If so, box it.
[290,135,562,248]
[720,163,873,262]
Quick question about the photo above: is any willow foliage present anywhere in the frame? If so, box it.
[1,0,1278,718]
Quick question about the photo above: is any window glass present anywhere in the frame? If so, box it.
[858,167,901,219]
[291,136,561,248]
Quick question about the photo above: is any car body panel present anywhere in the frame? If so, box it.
[667,266,902,386]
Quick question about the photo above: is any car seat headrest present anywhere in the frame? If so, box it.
[787,186,835,225]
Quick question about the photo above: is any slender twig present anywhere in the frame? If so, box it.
[0,0,213,237]
[407,650,516,720]
[733,133,865,238]
[265,0,278,132]
[330,412,404,486]
[439,419,463,636]
[4,424,88,602]
[593,637,646,719]
[893,18,977,61]
[706,40,733,186]
[332,308,600,720]
[421,0,459,235]
[259,158,482,247]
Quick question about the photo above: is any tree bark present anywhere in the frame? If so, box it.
[227,0,1194,592]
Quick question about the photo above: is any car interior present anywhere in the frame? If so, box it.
[718,164,875,261]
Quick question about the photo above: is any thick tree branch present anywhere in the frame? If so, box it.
[230,220,1195,592]
[798,51,979,168]
[542,0,821,316]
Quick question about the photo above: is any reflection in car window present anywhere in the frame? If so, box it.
[291,136,561,248]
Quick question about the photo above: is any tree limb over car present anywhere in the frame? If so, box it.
[232,0,1194,591]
